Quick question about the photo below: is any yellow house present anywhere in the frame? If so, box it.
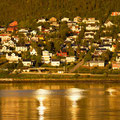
[38,35,44,40]
[49,17,57,22]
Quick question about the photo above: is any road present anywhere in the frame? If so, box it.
[69,60,84,73]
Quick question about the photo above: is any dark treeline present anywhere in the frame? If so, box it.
[0,0,120,25]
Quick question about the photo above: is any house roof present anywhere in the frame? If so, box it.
[9,21,18,27]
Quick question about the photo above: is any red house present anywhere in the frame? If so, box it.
[112,62,120,69]
[7,21,18,32]
[9,21,18,27]
[111,12,120,16]
[57,50,68,57]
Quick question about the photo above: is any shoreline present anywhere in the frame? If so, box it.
[1,77,120,83]
[0,72,120,83]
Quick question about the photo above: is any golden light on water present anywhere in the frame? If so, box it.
[37,96,46,120]
[34,89,49,120]
[66,88,85,120]
[106,88,117,96]
[34,88,86,120]
[66,88,85,105]
[68,93,83,107]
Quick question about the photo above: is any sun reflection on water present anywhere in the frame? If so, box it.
[34,89,49,120]
[66,88,86,120]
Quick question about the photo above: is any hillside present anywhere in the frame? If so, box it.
[0,0,120,25]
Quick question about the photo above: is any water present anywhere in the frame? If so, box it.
[0,83,120,120]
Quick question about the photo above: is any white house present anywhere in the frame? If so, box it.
[99,45,112,51]
[30,30,37,35]
[66,56,76,63]
[104,21,114,27]
[30,48,37,56]
[6,53,21,63]
[51,59,60,66]
[42,56,51,64]
[86,24,100,31]
[15,46,28,52]
[0,46,12,53]
[84,31,96,39]
[19,29,29,35]
[2,40,15,47]
[22,60,33,67]
[37,19,46,23]
[89,61,105,67]
[42,50,52,64]
[83,18,100,24]
[61,17,70,22]
[38,26,42,32]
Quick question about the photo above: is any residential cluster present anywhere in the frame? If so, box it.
[0,12,120,72]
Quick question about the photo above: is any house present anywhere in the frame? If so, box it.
[86,24,100,31]
[65,36,74,42]
[73,16,82,23]
[61,17,70,22]
[37,18,46,23]
[57,50,68,57]
[49,17,57,22]
[112,45,116,52]
[38,26,42,32]
[2,39,15,47]
[83,18,100,24]
[112,62,120,69]
[42,56,51,64]
[22,60,33,67]
[50,22,59,27]
[116,56,120,62]
[104,20,114,27]
[88,61,105,67]
[38,35,44,40]
[94,48,107,56]
[30,30,37,35]
[116,52,120,62]
[42,29,50,34]
[99,45,112,51]
[31,36,39,41]
[42,50,52,64]
[6,52,21,63]
[30,48,37,56]
[19,29,29,35]
[66,56,76,63]
[67,22,77,27]
[79,48,88,53]
[42,50,50,56]
[111,12,120,16]
[100,37,113,45]
[0,46,12,53]
[7,21,18,32]
[15,46,28,52]
[70,25,81,33]
[0,34,11,43]
[51,59,60,66]
[0,27,6,32]
[84,31,96,39]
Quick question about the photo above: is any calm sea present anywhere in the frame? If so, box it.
[0,82,120,120]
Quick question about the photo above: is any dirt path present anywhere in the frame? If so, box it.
[69,60,84,73]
